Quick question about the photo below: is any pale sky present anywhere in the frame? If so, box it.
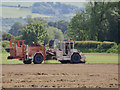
[1,0,119,2]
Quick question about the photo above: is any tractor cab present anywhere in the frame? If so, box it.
[48,39,74,55]
[57,40,74,56]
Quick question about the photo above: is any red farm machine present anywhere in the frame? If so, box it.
[6,39,86,64]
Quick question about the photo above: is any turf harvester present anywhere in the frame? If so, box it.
[6,40,86,64]
[46,39,86,64]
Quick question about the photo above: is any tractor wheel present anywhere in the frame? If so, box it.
[71,53,81,63]
[23,59,32,64]
[33,53,43,64]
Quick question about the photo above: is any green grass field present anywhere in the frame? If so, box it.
[1,52,23,64]
[1,52,118,64]
[85,53,118,64]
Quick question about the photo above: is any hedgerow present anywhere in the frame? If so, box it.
[74,41,118,53]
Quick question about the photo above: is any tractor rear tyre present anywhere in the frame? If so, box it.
[71,53,81,63]
[23,60,32,64]
[33,53,43,64]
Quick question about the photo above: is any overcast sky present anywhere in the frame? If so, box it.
[1,0,119,2]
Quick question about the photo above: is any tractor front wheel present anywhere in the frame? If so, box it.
[33,53,44,64]
[71,53,81,63]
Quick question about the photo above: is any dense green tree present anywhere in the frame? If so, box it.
[85,2,119,42]
[67,12,89,41]
[26,17,48,28]
[2,18,25,32]
[46,27,64,40]
[48,20,69,33]
[85,2,99,40]
[8,22,23,36]
[22,23,46,45]
[105,2,119,43]
[67,2,119,43]
[2,32,14,41]
[15,35,23,40]
[44,34,51,45]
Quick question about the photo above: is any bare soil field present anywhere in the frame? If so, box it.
[2,64,119,88]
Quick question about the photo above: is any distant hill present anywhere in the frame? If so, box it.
[32,2,82,15]
[1,2,84,19]
[1,2,85,32]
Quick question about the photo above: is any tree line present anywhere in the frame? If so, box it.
[2,17,65,45]
[66,2,119,43]
[2,2,119,45]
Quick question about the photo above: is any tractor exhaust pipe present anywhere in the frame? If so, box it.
[25,45,28,60]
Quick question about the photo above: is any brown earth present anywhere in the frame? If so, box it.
[2,64,119,88]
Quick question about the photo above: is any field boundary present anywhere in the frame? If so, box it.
[84,53,118,56]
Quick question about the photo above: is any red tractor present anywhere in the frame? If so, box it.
[7,40,46,64]
[6,40,86,64]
